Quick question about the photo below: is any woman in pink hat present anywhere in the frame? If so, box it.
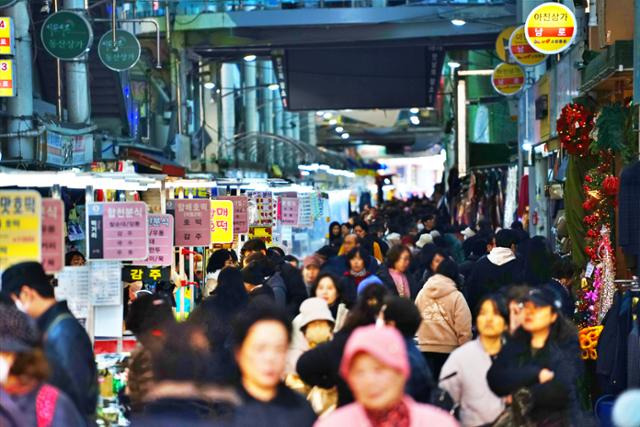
[315,324,459,427]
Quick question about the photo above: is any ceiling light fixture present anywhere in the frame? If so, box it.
[451,18,466,26]
[323,112,333,120]
[335,126,344,133]
[268,83,280,91]
[341,133,350,140]
[410,116,420,125]
[328,119,337,125]
[448,61,461,70]
[203,82,215,89]
[243,54,257,62]
[409,107,419,114]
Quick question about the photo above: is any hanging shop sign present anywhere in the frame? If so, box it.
[140,214,173,266]
[98,29,141,72]
[248,226,273,245]
[122,265,170,286]
[210,200,234,244]
[217,196,249,234]
[495,26,516,62]
[524,2,577,55]
[0,59,14,97]
[0,190,41,271]
[166,199,211,247]
[280,197,299,226]
[41,10,93,60]
[87,202,149,261]
[248,191,275,226]
[491,63,525,96]
[298,193,313,226]
[45,129,93,167]
[41,199,65,273]
[509,25,547,66]
[0,17,14,55]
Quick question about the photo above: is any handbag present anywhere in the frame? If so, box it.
[491,388,535,427]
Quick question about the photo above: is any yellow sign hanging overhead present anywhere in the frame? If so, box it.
[509,25,547,66]
[0,17,14,55]
[0,59,14,97]
[210,200,234,244]
[495,26,516,62]
[525,2,577,55]
[491,62,525,96]
[0,190,42,271]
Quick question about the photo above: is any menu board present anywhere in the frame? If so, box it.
[280,197,299,226]
[166,199,211,247]
[248,191,275,226]
[55,266,90,319]
[210,200,234,244]
[87,202,148,261]
[90,261,122,306]
[297,193,313,227]
[41,199,65,273]
[217,196,249,234]
[0,190,41,271]
[140,214,173,266]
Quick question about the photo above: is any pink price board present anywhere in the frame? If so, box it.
[140,214,174,266]
[41,199,65,273]
[87,202,149,260]
[279,197,299,226]
[217,196,249,234]
[167,199,211,247]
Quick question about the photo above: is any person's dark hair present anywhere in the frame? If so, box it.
[241,238,267,255]
[64,250,85,266]
[470,237,489,257]
[283,255,298,266]
[212,267,249,307]
[329,221,341,237]
[10,349,50,382]
[551,254,576,280]
[267,247,285,259]
[383,296,422,338]
[341,223,351,231]
[316,245,338,260]
[385,244,411,269]
[435,258,459,282]
[510,220,524,231]
[421,213,435,223]
[345,247,371,263]
[476,294,510,325]
[342,283,389,332]
[0,262,55,299]
[523,236,553,285]
[504,285,531,304]
[495,229,518,249]
[422,246,448,272]
[310,272,344,304]
[126,293,175,337]
[229,249,239,263]
[242,262,266,286]
[353,220,369,233]
[477,219,493,236]
[231,301,292,350]
[207,249,233,274]
[243,252,275,276]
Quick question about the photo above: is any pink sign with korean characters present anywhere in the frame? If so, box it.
[87,202,149,261]
[279,197,299,226]
[41,198,65,273]
[167,199,211,247]
[217,196,249,234]
[140,214,174,266]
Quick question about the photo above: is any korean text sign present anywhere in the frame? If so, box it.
[141,214,173,266]
[87,202,148,260]
[0,190,41,271]
[210,200,234,244]
[41,199,65,273]
[167,199,211,247]
[217,196,249,234]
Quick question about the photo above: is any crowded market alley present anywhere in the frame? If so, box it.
[0,0,639,426]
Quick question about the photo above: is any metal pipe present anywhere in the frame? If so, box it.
[165,0,170,45]
[94,18,161,68]
[0,126,46,139]
[64,0,91,125]
[112,0,117,46]
[175,57,182,134]
[53,0,63,121]
[244,61,257,162]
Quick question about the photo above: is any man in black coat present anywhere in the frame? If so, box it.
[466,229,524,312]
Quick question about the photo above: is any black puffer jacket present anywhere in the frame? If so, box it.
[487,330,590,426]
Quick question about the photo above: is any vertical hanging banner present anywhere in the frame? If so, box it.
[217,196,249,234]
[87,202,148,260]
[41,199,65,273]
[210,200,234,244]
[524,2,577,55]
[0,17,14,55]
[248,191,275,226]
[167,199,211,247]
[297,193,313,226]
[0,190,41,271]
[0,59,14,97]
[141,214,173,266]
[280,197,299,226]
[508,25,547,66]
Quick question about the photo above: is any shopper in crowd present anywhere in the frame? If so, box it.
[418,213,438,236]
[204,249,237,297]
[65,250,86,267]
[340,223,351,238]
[1,261,98,420]
[339,247,373,305]
[337,233,359,256]
[458,237,490,283]
[440,294,509,426]
[0,303,85,427]
[487,287,587,425]
[416,244,447,285]
[133,322,239,426]
[242,261,275,303]
[353,221,384,263]
[314,325,458,427]
[267,247,309,319]
[125,293,177,413]
[328,221,344,250]
[382,296,435,404]
[284,255,299,269]
[415,258,472,379]
[311,272,349,331]
[376,245,419,299]
[297,283,389,407]
[243,252,288,309]
[466,229,524,312]
[302,255,323,296]
[504,285,530,335]
[522,236,554,286]
[325,235,378,278]
[547,254,576,319]
[232,303,317,426]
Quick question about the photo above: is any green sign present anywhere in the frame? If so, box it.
[0,0,19,9]
[98,29,140,72]
[41,11,92,60]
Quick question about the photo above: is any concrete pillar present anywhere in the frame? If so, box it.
[64,0,90,124]
[259,61,274,165]
[244,61,258,162]
[274,93,284,167]
[6,0,34,160]
[220,63,237,161]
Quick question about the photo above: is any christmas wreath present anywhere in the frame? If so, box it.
[557,103,595,157]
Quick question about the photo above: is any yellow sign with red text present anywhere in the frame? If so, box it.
[525,2,577,55]
[0,191,42,271]
[210,200,234,244]
[509,25,547,66]
[492,63,525,96]
[495,26,516,62]
[0,17,14,55]
[0,59,14,97]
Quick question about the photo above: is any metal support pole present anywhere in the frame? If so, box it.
[635,0,640,156]
[456,78,467,177]
[244,61,258,162]
[64,0,91,125]
[112,0,117,45]
[274,93,284,167]
[221,63,236,162]
[6,0,35,160]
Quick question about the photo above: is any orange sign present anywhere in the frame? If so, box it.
[0,17,14,55]
[491,63,525,96]
[0,59,14,97]
[495,26,516,62]
[525,2,576,55]
[509,25,546,66]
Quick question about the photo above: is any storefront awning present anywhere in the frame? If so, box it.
[121,147,186,177]
[581,41,634,93]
